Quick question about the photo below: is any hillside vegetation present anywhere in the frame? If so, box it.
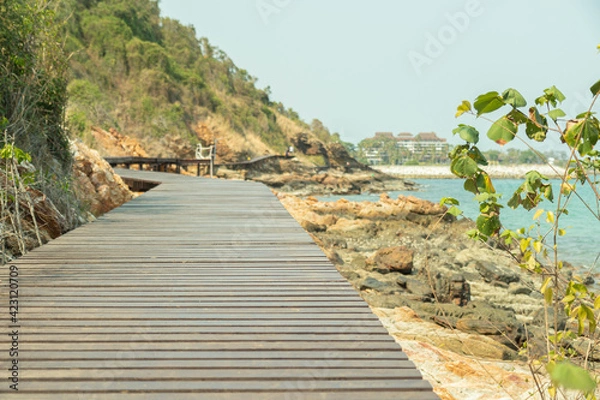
[60,0,350,166]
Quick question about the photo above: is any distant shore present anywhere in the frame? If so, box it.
[374,164,566,179]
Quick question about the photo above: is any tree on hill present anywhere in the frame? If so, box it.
[1,0,71,169]
[58,0,343,164]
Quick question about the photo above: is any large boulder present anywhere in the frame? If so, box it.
[71,140,133,216]
[370,246,414,275]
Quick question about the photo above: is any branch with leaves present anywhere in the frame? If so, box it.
[448,68,600,398]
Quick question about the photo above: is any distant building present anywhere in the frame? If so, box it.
[361,131,450,165]
[374,132,395,140]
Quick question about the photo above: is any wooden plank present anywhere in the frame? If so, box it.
[17,333,396,342]
[3,350,409,360]
[9,326,389,335]
[2,379,435,391]
[13,359,417,369]
[12,341,403,352]
[15,392,440,400]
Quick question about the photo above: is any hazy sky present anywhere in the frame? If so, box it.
[160,0,600,150]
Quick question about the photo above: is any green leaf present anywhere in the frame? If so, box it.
[455,100,472,117]
[544,287,553,305]
[590,79,600,96]
[502,88,527,108]
[463,178,477,194]
[544,185,554,202]
[565,118,600,156]
[468,147,488,165]
[544,85,566,107]
[451,155,479,178]
[447,206,462,217]
[474,91,505,116]
[507,191,520,209]
[476,214,500,236]
[576,111,596,119]
[507,109,529,124]
[540,276,552,293]
[487,116,518,145]
[547,108,566,121]
[558,228,566,236]
[476,171,495,193]
[526,107,548,142]
[452,124,479,144]
[549,362,596,393]
[440,197,460,206]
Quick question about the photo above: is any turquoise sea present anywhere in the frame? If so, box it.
[320,179,599,270]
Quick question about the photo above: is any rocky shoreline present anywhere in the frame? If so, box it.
[215,157,417,196]
[277,192,549,399]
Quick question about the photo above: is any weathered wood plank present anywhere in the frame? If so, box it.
[2,379,436,391]
[15,392,440,400]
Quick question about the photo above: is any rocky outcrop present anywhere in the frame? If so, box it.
[250,163,416,196]
[279,193,544,359]
[279,192,551,398]
[90,126,148,157]
[374,307,535,400]
[71,140,133,216]
[292,132,328,159]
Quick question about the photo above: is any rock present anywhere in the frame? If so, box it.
[400,195,449,216]
[301,219,325,233]
[370,246,414,275]
[455,315,524,350]
[374,307,519,361]
[456,318,505,336]
[474,261,520,284]
[71,140,133,216]
[531,306,567,331]
[90,126,148,157]
[572,338,600,361]
[327,218,375,236]
[508,283,532,296]
[449,275,470,305]
[492,280,509,289]
[396,275,408,288]
[359,277,388,292]
[215,166,245,180]
[405,278,434,301]
[323,248,344,265]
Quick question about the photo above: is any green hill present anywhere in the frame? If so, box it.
[60,0,351,166]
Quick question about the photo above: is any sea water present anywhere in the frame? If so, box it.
[319,179,599,270]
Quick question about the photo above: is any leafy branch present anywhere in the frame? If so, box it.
[450,71,600,399]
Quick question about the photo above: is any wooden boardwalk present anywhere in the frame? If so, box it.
[0,169,437,399]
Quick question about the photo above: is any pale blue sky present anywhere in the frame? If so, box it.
[160,0,600,150]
